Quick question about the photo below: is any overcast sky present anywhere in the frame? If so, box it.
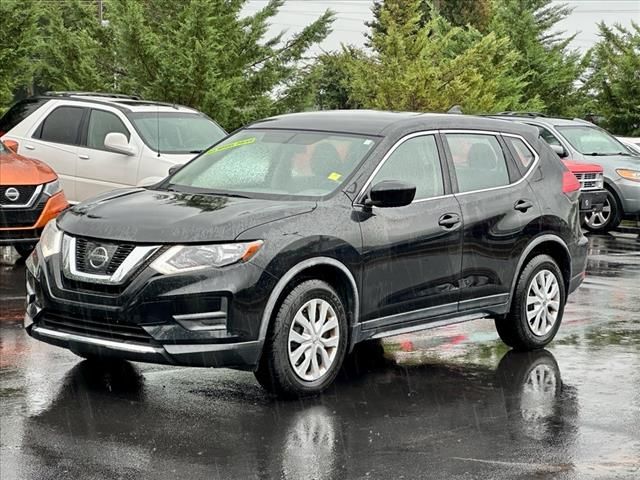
[242,0,640,54]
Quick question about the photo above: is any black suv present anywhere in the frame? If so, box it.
[25,111,588,396]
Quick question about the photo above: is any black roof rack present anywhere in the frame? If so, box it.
[42,91,142,100]
[493,111,549,118]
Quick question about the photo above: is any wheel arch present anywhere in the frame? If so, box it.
[509,235,572,305]
[257,257,360,353]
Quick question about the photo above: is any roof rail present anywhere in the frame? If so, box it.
[43,91,142,100]
[494,111,549,118]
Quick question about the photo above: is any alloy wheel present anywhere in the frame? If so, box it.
[288,299,340,382]
[585,197,611,229]
[525,270,561,337]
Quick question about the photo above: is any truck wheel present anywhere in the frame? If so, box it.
[584,190,622,233]
[255,280,348,397]
[495,255,565,351]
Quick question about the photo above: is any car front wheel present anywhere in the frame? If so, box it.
[495,254,566,350]
[584,190,621,233]
[255,279,348,397]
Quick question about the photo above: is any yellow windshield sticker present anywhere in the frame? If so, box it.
[328,172,342,181]
[207,137,256,154]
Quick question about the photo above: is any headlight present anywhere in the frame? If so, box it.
[43,179,61,196]
[616,169,640,182]
[150,241,263,274]
[39,220,63,258]
[25,250,40,277]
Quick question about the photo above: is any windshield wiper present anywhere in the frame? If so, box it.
[584,151,633,156]
[206,191,251,199]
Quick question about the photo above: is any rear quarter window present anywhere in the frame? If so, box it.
[0,98,49,136]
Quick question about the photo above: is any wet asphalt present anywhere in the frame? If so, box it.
[0,233,639,480]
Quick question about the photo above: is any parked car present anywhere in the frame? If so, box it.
[24,111,588,396]
[493,113,640,233]
[617,137,640,155]
[0,92,226,203]
[0,139,69,258]
[562,160,607,218]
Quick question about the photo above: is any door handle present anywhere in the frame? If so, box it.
[438,213,461,229]
[514,199,533,212]
[24,144,35,150]
[79,154,90,160]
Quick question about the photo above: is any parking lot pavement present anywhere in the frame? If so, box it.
[1,233,638,480]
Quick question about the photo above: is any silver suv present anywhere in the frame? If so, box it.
[493,113,640,232]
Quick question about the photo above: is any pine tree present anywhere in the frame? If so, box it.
[490,0,582,115]
[0,0,40,107]
[352,0,540,113]
[584,22,640,135]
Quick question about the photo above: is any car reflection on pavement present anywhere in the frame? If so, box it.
[19,347,577,479]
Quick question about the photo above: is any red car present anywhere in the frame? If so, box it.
[563,160,607,216]
[0,139,69,258]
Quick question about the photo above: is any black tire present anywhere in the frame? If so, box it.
[254,279,349,397]
[495,254,566,351]
[583,189,622,233]
[14,243,35,259]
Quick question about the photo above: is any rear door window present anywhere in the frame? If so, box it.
[445,133,510,193]
[36,106,85,145]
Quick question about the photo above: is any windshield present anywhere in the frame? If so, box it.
[128,112,226,154]
[556,126,632,155]
[166,129,377,199]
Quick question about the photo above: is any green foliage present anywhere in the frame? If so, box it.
[490,0,583,115]
[35,0,115,92]
[314,47,366,110]
[366,0,493,45]
[583,22,640,135]
[0,0,40,105]
[106,0,333,130]
[349,0,540,113]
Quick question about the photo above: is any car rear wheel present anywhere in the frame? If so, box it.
[584,190,622,233]
[495,255,565,350]
[13,244,35,259]
[255,280,348,397]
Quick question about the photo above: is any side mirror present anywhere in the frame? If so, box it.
[550,144,568,158]
[168,165,180,176]
[366,180,416,208]
[104,132,136,156]
[3,139,19,153]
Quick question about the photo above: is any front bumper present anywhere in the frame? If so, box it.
[579,189,607,213]
[25,242,275,370]
[25,318,262,368]
[0,191,68,244]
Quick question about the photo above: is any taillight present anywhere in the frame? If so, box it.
[562,171,581,193]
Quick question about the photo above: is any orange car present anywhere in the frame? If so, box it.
[0,139,68,258]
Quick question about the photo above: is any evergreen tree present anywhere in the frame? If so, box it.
[584,22,640,135]
[366,0,492,45]
[490,0,582,115]
[352,0,540,113]
[107,0,333,130]
[0,0,40,107]
[35,0,115,92]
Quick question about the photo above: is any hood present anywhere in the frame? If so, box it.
[57,188,316,243]
[563,160,603,174]
[573,154,640,170]
[0,151,57,185]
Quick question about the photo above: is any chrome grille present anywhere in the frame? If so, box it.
[62,235,159,285]
[0,195,47,227]
[75,237,135,275]
[574,172,603,191]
